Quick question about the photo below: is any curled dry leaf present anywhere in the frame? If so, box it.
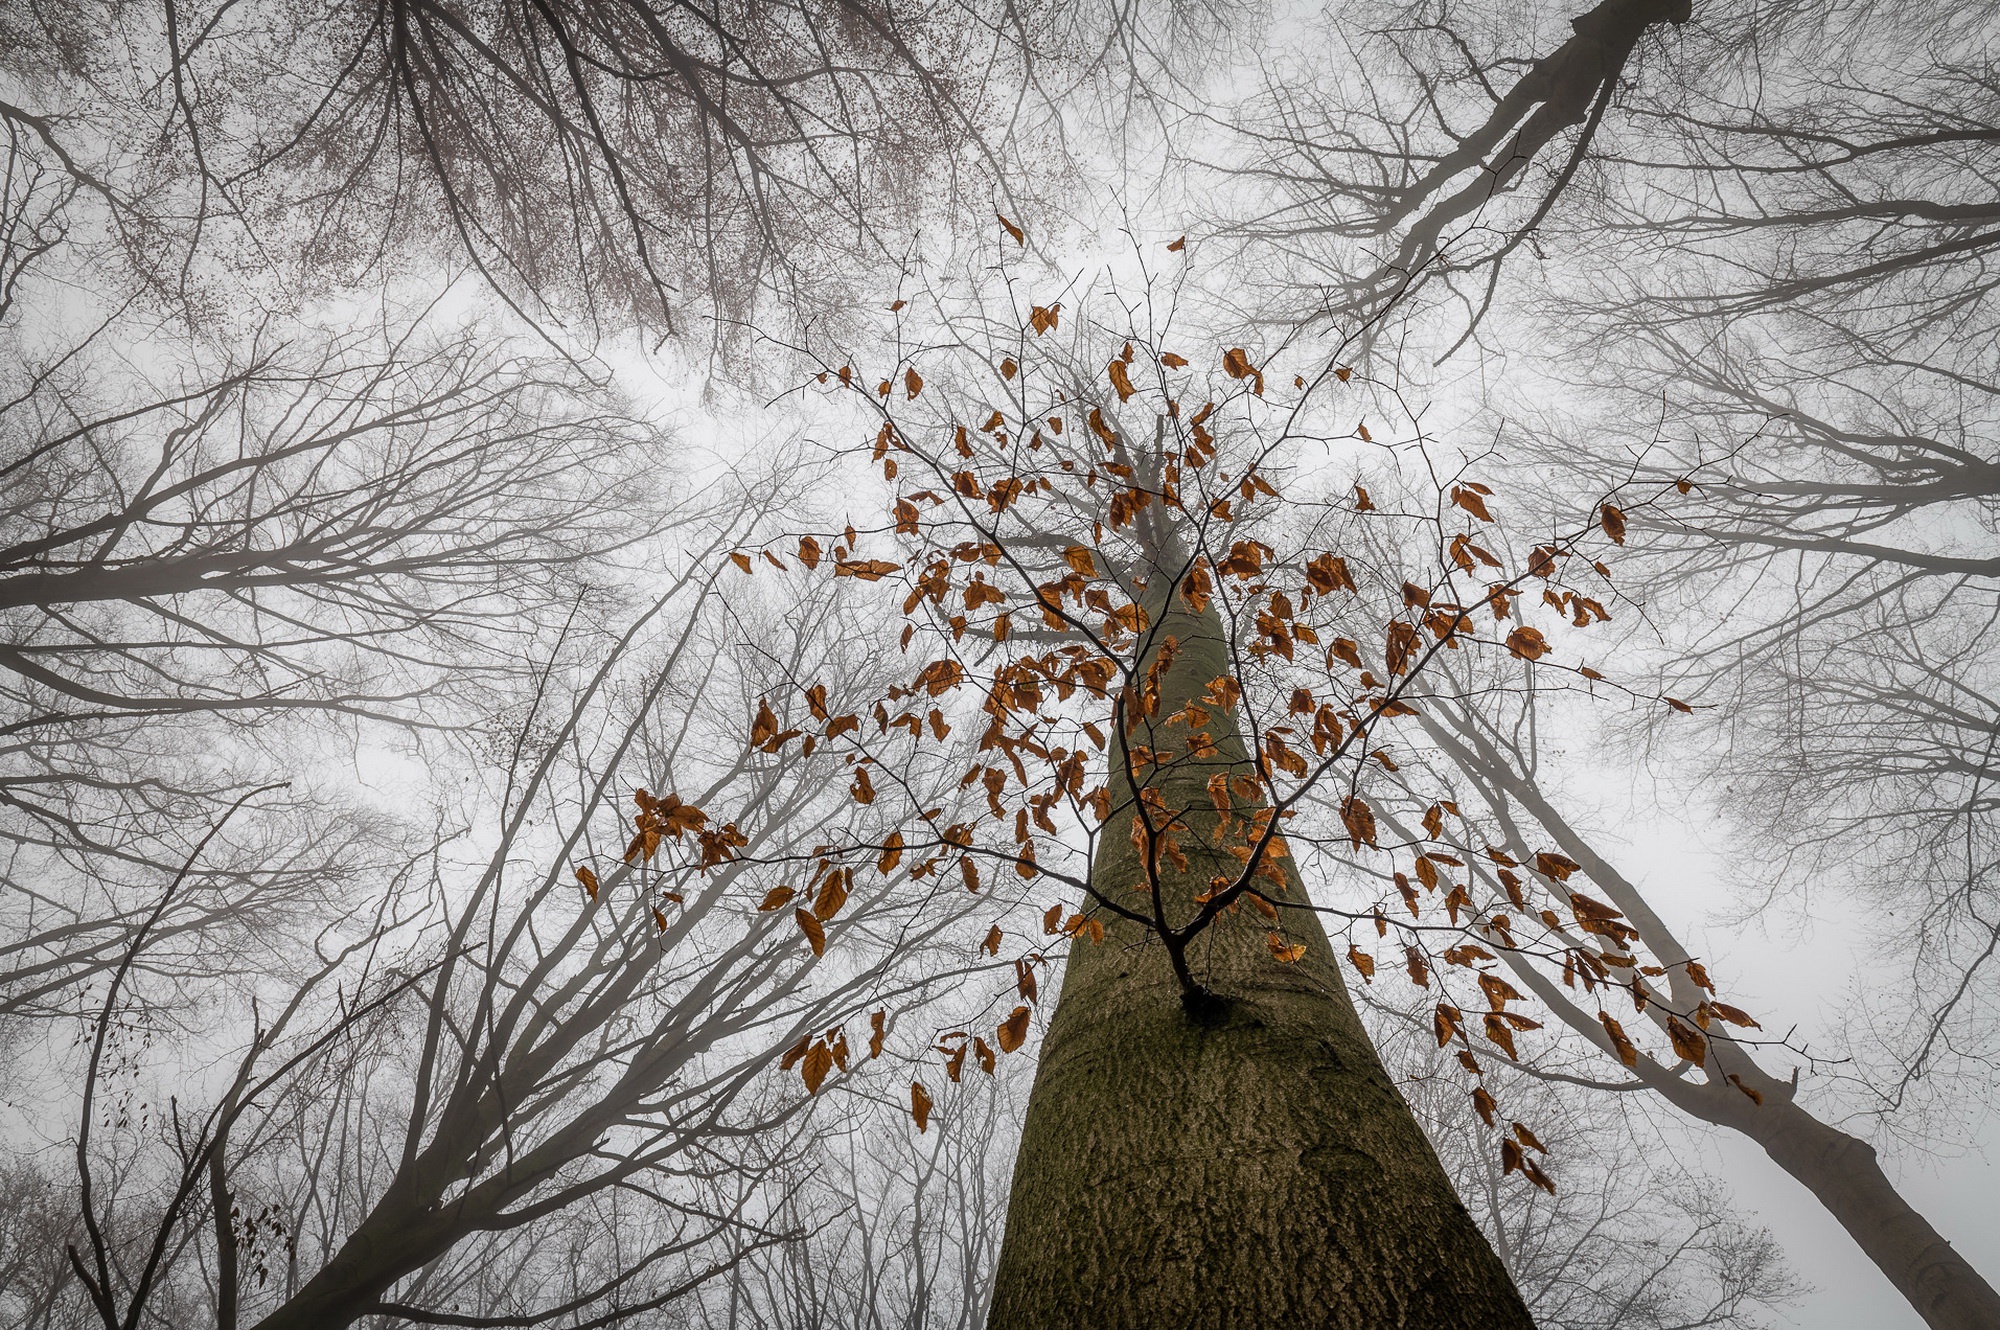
[1504,626,1548,661]
[996,1005,1031,1053]
[911,1081,934,1133]
[1266,932,1307,963]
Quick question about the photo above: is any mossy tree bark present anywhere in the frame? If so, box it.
[986,586,1535,1328]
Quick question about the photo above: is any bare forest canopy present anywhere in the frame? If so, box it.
[3,3,1999,1330]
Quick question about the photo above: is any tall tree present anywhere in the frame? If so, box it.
[725,273,1677,1326]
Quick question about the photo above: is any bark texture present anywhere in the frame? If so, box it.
[986,596,1533,1329]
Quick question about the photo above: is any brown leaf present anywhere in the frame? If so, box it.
[1708,1001,1761,1029]
[1599,504,1627,544]
[795,908,827,957]
[1347,945,1375,982]
[812,871,849,922]
[751,699,779,748]
[833,558,901,581]
[1222,347,1264,396]
[1267,932,1307,964]
[1592,1012,1640,1064]
[997,213,1024,244]
[911,1081,934,1132]
[1340,796,1378,849]
[982,923,1003,956]
[997,1005,1031,1053]
[905,366,923,399]
[1505,626,1548,661]
[757,886,795,912]
[802,1042,833,1094]
[1667,1016,1707,1065]
[1166,235,1186,251]
[1108,359,1137,403]
[729,551,752,573]
[574,865,600,900]
[877,831,905,874]
[797,535,823,570]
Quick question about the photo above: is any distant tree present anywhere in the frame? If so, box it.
[55,502,998,1330]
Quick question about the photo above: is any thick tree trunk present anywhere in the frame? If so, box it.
[1731,1095,2000,1330]
[986,596,1532,1329]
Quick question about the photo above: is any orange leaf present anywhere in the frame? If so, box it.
[729,551,752,573]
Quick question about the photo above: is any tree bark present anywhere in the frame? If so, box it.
[1726,1092,2000,1330]
[986,595,1533,1329]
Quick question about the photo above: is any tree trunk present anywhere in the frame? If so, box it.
[1732,1094,2000,1330]
[986,594,1533,1329]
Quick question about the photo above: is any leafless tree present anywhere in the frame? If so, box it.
[0,301,680,1025]
[42,502,1000,1330]
[0,0,1176,349]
